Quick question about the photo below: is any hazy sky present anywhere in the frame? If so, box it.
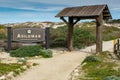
[0,0,120,24]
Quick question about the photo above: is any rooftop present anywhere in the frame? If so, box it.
[56,4,112,20]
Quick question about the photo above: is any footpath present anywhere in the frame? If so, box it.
[14,40,113,80]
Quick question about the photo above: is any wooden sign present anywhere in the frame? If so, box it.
[13,28,45,42]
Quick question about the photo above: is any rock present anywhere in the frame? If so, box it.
[0,75,6,80]
[0,52,9,59]
[74,69,79,73]
[26,61,33,68]
[74,72,79,77]
[22,65,27,70]
[35,56,39,59]
[7,57,13,61]
[18,58,27,64]
[6,72,14,80]
[73,69,79,77]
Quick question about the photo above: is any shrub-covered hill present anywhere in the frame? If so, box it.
[50,22,120,48]
[107,19,120,23]
[50,26,96,48]
[1,21,120,49]
[80,22,120,41]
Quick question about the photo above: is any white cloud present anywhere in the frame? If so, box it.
[111,8,120,11]
[25,0,120,6]
[0,0,120,23]
[0,0,66,12]
[19,6,64,11]
[0,0,120,12]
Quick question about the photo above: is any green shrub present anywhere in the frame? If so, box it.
[40,49,52,58]
[81,22,120,41]
[107,19,120,23]
[73,28,95,48]
[80,52,120,80]
[0,63,23,75]
[102,26,120,41]
[0,33,6,39]
[0,25,5,29]
[51,37,66,47]
[50,26,95,49]
[87,68,118,78]
[50,23,120,49]
[50,26,67,47]
[10,45,42,57]
[81,55,101,64]
[103,76,120,80]
[0,25,6,39]
[10,45,53,58]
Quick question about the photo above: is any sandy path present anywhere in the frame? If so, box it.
[14,40,113,80]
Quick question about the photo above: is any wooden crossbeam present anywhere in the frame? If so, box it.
[60,17,68,25]
[103,14,111,17]
[73,18,80,25]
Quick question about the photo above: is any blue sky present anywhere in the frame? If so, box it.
[0,0,120,24]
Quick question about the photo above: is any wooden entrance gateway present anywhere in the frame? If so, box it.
[56,4,112,53]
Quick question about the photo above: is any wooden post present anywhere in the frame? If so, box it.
[96,14,103,53]
[68,17,74,51]
[7,27,12,52]
[45,27,50,49]
[60,17,80,51]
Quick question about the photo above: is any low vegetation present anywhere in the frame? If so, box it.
[50,22,120,48]
[81,22,120,41]
[10,45,42,57]
[50,26,96,48]
[0,33,6,39]
[40,49,52,58]
[73,27,95,48]
[0,25,6,39]
[50,26,67,47]
[76,51,120,80]
[10,45,52,58]
[107,19,120,23]
[0,59,38,79]
[0,63,24,76]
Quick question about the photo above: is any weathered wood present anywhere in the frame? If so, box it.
[56,5,112,20]
[60,17,75,51]
[96,13,103,53]
[45,27,50,49]
[73,18,80,25]
[103,14,111,17]
[74,16,97,20]
[103,10,109,13]
[56,4,111,52]
[60,17,68,25]
[68,17,74,51]
[7,27,12,52]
